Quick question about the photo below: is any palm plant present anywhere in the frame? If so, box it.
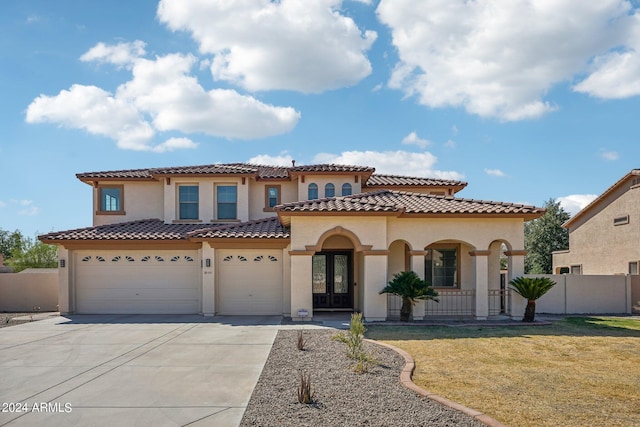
[379,271,438,322]
[509,276,556,322]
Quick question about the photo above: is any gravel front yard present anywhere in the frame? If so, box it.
[241,329,484,427]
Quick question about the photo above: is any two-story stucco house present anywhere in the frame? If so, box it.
[553,169,640,275]
[40,162,544,320]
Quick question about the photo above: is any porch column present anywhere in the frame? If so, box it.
[470,250,490,320]
[201,242,215,316]
[505,250,527,320]
[362,251,388,322]
[289,250,314,321]
[410,250,427,321]
[57,246,71,315]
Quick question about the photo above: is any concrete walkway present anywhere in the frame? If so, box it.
[0,314,281,427]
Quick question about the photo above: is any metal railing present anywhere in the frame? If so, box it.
[424,290,476,317]
[488,289,511,316]
[387,289,511,319]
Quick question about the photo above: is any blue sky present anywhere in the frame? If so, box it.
[2,0,640,238]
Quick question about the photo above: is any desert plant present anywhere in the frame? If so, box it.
[296,330,306,351]
[332,313,377,373]
[297,371,314,404]
[379,271,439,322]
[509,276,556,322]
[332,312,366,358]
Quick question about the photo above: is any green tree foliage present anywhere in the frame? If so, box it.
[0,228,27,259]
[379,271,439,322]
[509,276,556,322]
[524,199,570,274]
[0,228,57,272]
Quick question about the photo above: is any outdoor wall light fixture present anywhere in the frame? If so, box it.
[59,259,66,268]
[205,258,211,267]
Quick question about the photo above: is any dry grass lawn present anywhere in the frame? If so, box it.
[367,317,640,427]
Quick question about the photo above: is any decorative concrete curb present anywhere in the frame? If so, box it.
[367,339,508,427]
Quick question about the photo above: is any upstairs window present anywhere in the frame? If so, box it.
[341,183,352,196]
[325,183,335,198]
[178,185,199,220]
[308,183,318,200]
[217,185,237,219]
[265,185,281,210]
[98,185,124,214]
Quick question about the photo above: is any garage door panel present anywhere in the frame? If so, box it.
[217,250,283,315]
[74,250,200,314]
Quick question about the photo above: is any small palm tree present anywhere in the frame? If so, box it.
[379,271,439,322]
[509,276,556,322]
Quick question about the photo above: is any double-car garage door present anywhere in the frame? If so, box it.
[74,250,200,314]
[73,249,283,315]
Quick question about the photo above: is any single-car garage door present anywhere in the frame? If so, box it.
[74,250,200,314]
[217,250,283,315]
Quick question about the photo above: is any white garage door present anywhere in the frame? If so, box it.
[74,250,200,314]
[217,250,283,315]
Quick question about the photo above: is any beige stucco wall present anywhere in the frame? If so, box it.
[527,274,631,314]
[296,175,363,201]
[554,184,640,274]
[632,275,640,313]
[94,181,164,226]
[163,177,250,223]
[249,180,297,220]
[0,269,58,312]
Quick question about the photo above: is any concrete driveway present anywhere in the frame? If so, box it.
[0,314,281,427]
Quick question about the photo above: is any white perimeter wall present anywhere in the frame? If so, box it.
[0,269,58,312]
[524,274,632,315]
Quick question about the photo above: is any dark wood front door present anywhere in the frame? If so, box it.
[312,251,352,310]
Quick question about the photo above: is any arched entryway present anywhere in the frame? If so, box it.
[311,231,356,311]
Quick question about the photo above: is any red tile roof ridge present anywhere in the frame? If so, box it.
[366,173,468,186]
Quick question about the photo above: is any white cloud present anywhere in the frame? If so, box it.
[444,139,456,148]
[248,152,295,166]
[151,137,198,153]
[80,40,146,69]
[157,0,376,93]
[3,199,40,216]
[599,149,620,161]
[26,84,155,151]
[558,194,598,216]
[401,131,431,148]
[451,125,458,136]
[377,0,639,120]
[484,168,506,177]
[26,47,301,150]
[312,150,464,180]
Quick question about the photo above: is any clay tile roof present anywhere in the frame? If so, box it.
[290,164,375,173]
[365,174,467,187]
[188,217,289,239]
[76,168,153,180]
[227,163,291,179]
[276,190,544,216]
[38,219,209,241]
[150,164,258,175]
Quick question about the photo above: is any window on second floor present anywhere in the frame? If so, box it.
[341,183,352,196]
[217,185,237,219]
[264,185,281,211]
[325,183,335,198]
[178,185,199,220]
[308,183,318,200]
[97,185,124,214]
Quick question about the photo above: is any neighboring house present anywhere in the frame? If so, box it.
[39,163,544,320]
[553,169,640,275]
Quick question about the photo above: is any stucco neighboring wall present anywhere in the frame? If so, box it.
[249,180,297,220]
[296,175,363,202]
[528,274,631,314]
[555,184,640,274]
[0,268,58,312]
